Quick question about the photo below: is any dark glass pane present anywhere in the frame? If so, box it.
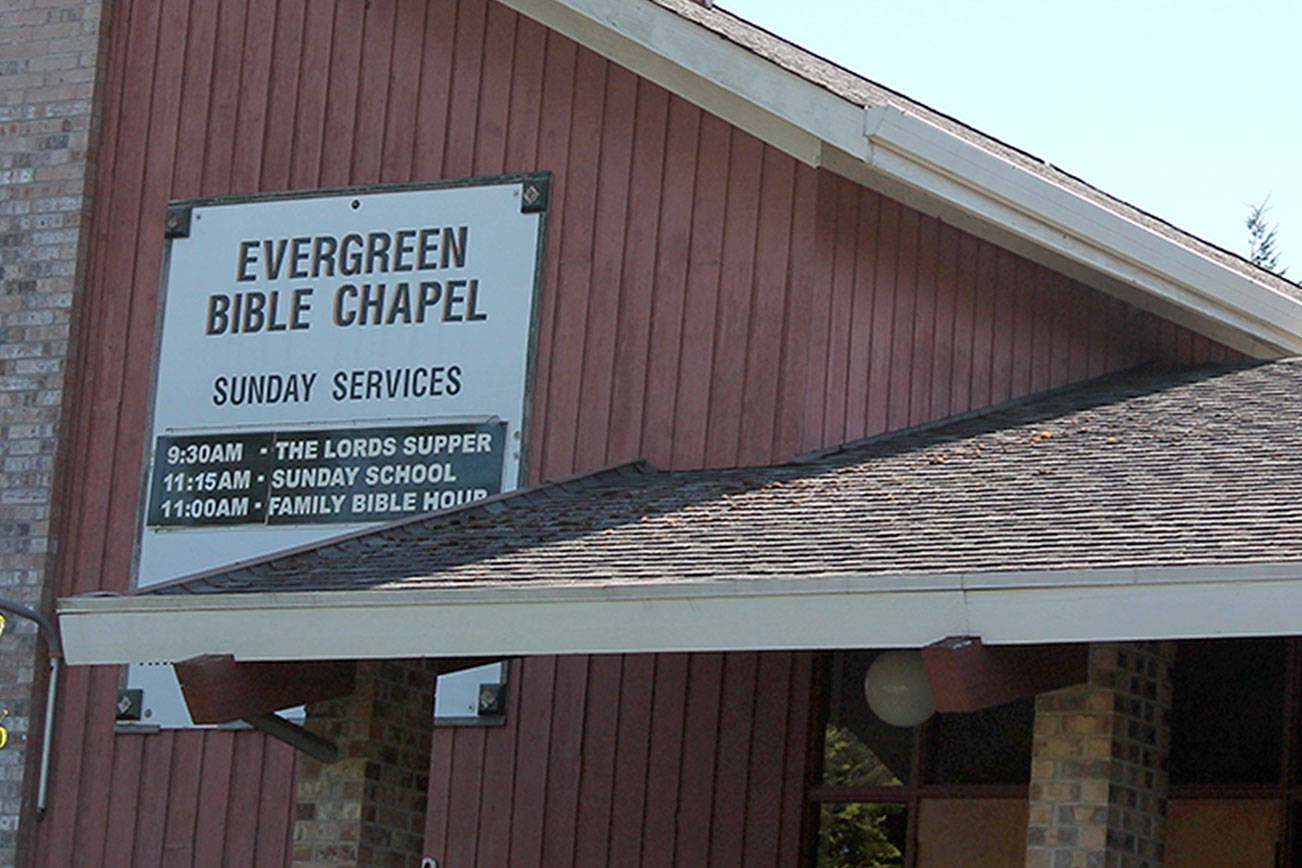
[821,652,913,786]
[1169,638,1285,785]
[816,803,907,868]
[824,724,903,787]
[925,697,1034,785]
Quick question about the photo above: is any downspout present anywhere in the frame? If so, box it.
[0,599,62,814]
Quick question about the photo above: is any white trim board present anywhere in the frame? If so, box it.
[497,0,1302,357]
[58,563,1302,664]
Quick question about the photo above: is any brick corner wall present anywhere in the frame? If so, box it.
[1027,641,1174,868]
[294,660,438,868]
[0,0,112,862]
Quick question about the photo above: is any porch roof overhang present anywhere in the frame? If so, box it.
[58,562,1302,665]
[58,360,1302,665]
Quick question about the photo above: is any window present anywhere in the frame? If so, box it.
[809,640,1302,867]
[1166,638,1301,866]
[807,651,1033,868]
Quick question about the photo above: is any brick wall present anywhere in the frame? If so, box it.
[0,0,110,862]
[1027,642,1174,868]
[295,660,438,868]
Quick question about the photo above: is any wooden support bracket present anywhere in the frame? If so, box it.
[175,654,504,725]
[175,655,357,725]
[922,637,1089,713]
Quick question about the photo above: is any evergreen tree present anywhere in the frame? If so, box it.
[1246,197,1287,276]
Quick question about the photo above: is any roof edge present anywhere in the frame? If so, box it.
[857,108,1302,355]
[498,0,1302,356]
[59,562,1302,664]
[791,360,1254,464]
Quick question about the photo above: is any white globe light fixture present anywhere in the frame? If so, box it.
[864,650,936,727]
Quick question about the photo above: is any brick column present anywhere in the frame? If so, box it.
[1026,642,1173,868]
[0,0,111,863]
[294,660,437,868]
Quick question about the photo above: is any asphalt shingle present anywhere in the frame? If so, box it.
[144,360,1302,596]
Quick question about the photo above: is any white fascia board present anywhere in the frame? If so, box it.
[501,0,1302,355]
[494,0,856,165]
[57,563,1302,664]
[859,108,1302,356]
[820,155,1285,359]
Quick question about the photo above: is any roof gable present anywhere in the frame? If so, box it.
[499,0,1302,356]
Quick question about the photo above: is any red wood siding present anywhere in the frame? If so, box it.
[41,0,1240,864]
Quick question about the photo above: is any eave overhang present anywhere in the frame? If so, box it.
[498,0,1302,357]
[59,562,1302,665]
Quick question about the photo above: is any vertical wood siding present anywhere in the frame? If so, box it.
[42,0,1241,863]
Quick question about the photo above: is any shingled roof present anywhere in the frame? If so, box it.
[142,359,1302,598]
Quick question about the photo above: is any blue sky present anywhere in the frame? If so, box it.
[723,0,1299,276]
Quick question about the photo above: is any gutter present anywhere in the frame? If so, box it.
[58,562,1302,665]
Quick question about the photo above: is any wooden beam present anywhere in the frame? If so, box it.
[175,654,504,724]
[922,637,1089,713]
[176,655,358,724]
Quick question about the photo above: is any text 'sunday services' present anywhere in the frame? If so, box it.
[203,225,492,408]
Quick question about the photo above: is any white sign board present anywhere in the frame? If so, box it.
[127,176,547,726]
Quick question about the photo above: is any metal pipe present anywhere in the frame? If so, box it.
[0,599,60,658]
[0,597,63,817]
[37,658,57,814]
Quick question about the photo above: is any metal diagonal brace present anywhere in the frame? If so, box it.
[241,712,339,764]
